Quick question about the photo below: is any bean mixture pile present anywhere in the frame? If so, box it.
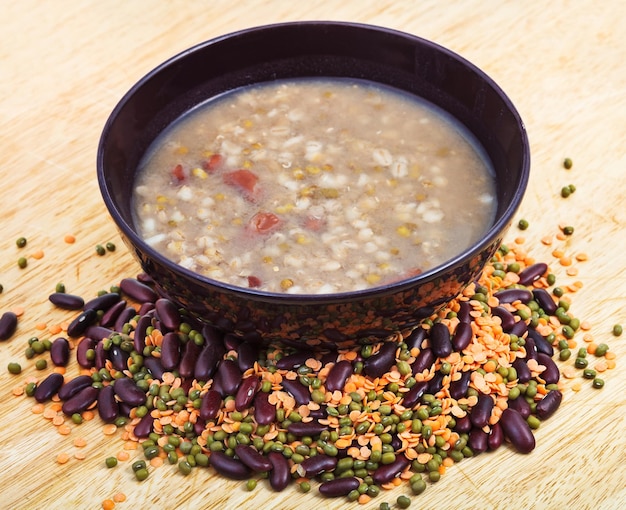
[2,224,619,509]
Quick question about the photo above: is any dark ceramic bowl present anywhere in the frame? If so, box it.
[97,21,530,349]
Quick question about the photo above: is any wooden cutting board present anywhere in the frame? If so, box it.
[1,1,624,509]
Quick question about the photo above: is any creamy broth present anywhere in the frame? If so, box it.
[133,79,496,294]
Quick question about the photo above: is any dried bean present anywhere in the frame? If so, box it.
[517,262,548,286]
[468,427,489,454]
[97,384,119,423]
[119,278,158,303]
[453,415,472,434]
[372,454,410,485]
[507,393,531,419]
[67,309,97,337]
[99,299,127,328]
[235,375,261,412]
[512,358,531,384]
[134,413,154,438]
[491,306,516,332]
[536,390,562,420]
[494,288,532,304]
[527,327,554,357]
[298,454,337,477]
[76,337,97,368]
[457,301,471,323]
[34,372,64,402]
[411,347,435,376]
[85,326,114,342]
[426,371,445,395]
[536,352,560,385]
[62,386,99,416]
[179,338,202,378]
[199,389,222,422]
[113,377,147,406]
[318,477,360,497]
[83,292,121,312]
[509,319,528,338]
[114,307,138,333]
[58,375,93,401]
[160,332,181,371]
[275,350,312,370]
[155,298,181,331]
[524,335,538,360]
[0,311,18,340]
[133,315,152,353]
[429,322,452,358]
[451,321,473,351]
[194,328,225,381]
[268,451,291,491]
[363,341,397,378]
[237,341,259,372]
[404,326,427,351]
[400,380,428,409]
[532,288,558,315]
[281,378,311,406]
[50,337,70,366]
[287,421,328,437]
[210,451,252,480]
[109,344,129,372]
[449,370,471,400]
[500,408,535,453]
[254,391,276,426]
[324,360,353,393]
[488,422,504,451]
[48,292,84,310]
[212,359,242,397]
[235,444,272,472]
[470,393,494,428]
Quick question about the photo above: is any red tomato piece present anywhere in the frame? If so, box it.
[171,164,185,182]
[203,154,223,172]
[223,169,259,198]
[249,212,281,234]
[247,275,262,288]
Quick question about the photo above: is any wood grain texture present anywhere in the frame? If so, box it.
[1,1,624,509]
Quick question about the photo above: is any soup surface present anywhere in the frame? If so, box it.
[133,78,496,294]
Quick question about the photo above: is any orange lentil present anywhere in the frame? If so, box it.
[31,403,45,414]
[117,451,131,462]
[113,493,127,503]
[52,415,65,426]
[64,234,76,244]
[31,249,45,260]
[73,437,87,448]
[586,343,598,355]
[559,255,572,267]
[357,494,371,505]
[571,381,582,392]
[575,252,588,261]
[594,360,608,373]
[566,267,579,276]
[74,451,87,461]
[56,453,70,464]
[101,500,115,510]
[606,360,616,370]
[605,351,616,360]
[11,306,25,317]
[102,423,118,435]
[541,235,553,245]
[150,457,165,468]
[35,322,47,330]
[57,424,71,435]
[12,386,24,397]
[82,410,95,421]
[48,323,63,335]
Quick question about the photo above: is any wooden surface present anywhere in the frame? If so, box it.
[1,1,625,509]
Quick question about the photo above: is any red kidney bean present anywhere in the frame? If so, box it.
[404,326,427,351]
[500,408,535,453]
[468,427,489,454]
[237,341,259,372]
[113,377,147,406]
[451,321,473,351]
[194,336,225,381]
[235,375,261,411]
[178,339,202,378]
[536,352,560,385]
[119,277,158,303]
[512,358,531,383]
[155,298,181,331]
[400,380,428,409]
[507,394,531,419]
[210,451,252,480]
[199,389,222,422]
[67,309,98,337]
[268,452,291,491]
[0,311,18,341]
[160,332,181,371]
[134,413,154,438]
[234,444,272,472]
[524,335,538,360]
[411,347,435,376]
[50,337,70,366]
[494,288,532,304]
[372,454,410,485]
[536,389,562,420]
[138,302,155,315]
[470,393,494,428]
[457,300,471,323]
[85,326,114,342]
[426,371,445,395]
[429,322,453,358]
[532,288,557,315]
[94,341,107,370]
[324,360,353,393]
[143,356,165,380]
[137,272,154,284]
[48,292,85,310]
[114,307,138,333]
[287,421,328,437]
[212,359,242,397]
[58,375,93,401]
[449,370,472,400]
[492,306,516,332]
[62,386,99,416]
[275,350,312,370]
[133,315,152,353]
[97,384,119,423]
[528,327,554,357]
[319,477,361,497]
[488,422,504,451]
[281,378,311,406]
[509,319,528,338]
[254,391,276,426]
[298,454,337,477]
[453,414,472,434]
[110,344,130,372]
[34,372,64,402]
[83,292,121,312]
[76,337,97,368]
[363,341,397,379]
[99,300,127,328]
[517,262,548,286]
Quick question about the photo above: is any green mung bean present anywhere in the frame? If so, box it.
[612,324,623,336]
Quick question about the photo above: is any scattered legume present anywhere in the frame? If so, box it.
[16,236,27,248]
[95,245,106,256]
[7,362,22,374]
[17,256,28,269]
[563,157,573,169]
[612,324,622,337]
[518,219,529,230]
